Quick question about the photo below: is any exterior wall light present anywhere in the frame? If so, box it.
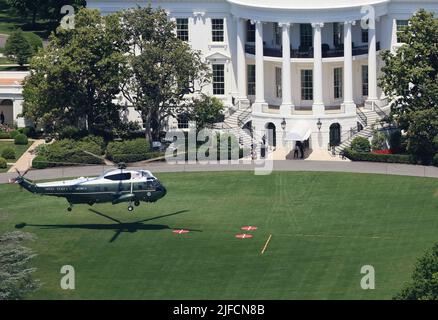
[281,118,286,130]
[317,118,322,131]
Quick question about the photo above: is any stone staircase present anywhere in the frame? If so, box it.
[334,104,390,154]
[214,101,254,149]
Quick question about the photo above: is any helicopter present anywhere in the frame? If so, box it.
[10,152,167,212]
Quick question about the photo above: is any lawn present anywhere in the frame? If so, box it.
[0,171,437,299]
[0,141,31,161]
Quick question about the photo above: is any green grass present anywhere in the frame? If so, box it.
[0,141,31,161]
[0,171,437,299]
[0,56,13,64]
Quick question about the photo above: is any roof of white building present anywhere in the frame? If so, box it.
[227,0,389,10]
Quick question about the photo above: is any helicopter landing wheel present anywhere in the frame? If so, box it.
[128,205,134,212]
[67,207,72,212]
[134,200,140,207]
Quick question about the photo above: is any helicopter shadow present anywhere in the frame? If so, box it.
[15,209,201,243]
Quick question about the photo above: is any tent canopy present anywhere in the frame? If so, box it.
[284,120,312,141]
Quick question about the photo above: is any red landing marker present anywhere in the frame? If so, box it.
[173,229,190,234]
[235,233,253,239]
[241,226,258,231]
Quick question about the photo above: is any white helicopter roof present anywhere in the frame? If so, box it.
[35,169,156,187]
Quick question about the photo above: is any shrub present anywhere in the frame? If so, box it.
[23,32,43,53]
[0,157,6,168]
[350,136,371,153]
[1,147,16,160]
[389,130,403,153]
[0,132,10,139]
[58,125,87,140]
[37,137,105,167]
[18,126,36,138]
[9,130,20,139]
[343,148,415,164]
[106,138,151,163]
[371,130,387,151]
[14,133,28,145]
[32,155,49,169]
[433,154,438,167]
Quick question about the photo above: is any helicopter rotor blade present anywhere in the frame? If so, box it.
[82,150,115,167]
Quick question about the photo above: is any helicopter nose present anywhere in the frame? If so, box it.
[157,184,167,197]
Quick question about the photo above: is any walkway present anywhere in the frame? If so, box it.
[1,160,437,184]
[7,139,45,173]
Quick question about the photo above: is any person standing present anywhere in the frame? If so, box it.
[0,111,5,125]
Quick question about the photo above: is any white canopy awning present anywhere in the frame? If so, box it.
[284,121,312,141]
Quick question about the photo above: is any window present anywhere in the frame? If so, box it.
[334,67,343,99]
[300,24,313,49]
[275,67,282,98]
[301,69,313,101]
[362,65,369,96]
[274,23,282,46]
[246,20,255,42]
[176,18,189,41]
[361,20,369,43]
[247,65,256,95]
[177,113,190,129]
[396,20,409,43]
[105,173,131,181]
[212,64,225,95]
[333,22,344,48]
[212,18,224,42]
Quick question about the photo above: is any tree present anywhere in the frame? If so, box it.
[379,9,438,164]
[4,29,33,66]
[395,243,438,300]
[0,231,40,300]
[22,9,129,137]
[6,0,45,26]
[191,95,224,131]
[117,6,211,142]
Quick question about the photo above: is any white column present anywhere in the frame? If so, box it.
[236,18,248,102]
[367,22,378,103]
[279,22,293,116]
[342,21,356,114]
[13,99,25,127]
[312,22,324,115]
[253,20,266,112]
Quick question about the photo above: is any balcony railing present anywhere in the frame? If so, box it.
[245,42,380,59]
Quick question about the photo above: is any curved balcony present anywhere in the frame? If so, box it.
[245,42,380,59]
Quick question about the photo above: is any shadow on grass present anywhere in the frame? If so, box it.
[15,209,200,242]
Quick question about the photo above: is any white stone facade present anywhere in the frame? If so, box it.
[87,0,438,150]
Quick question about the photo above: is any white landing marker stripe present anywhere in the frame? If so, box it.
[261,234,272,255]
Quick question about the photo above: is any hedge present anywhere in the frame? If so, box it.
[433,154,438,167]
[106,138,151,163]
[32,155,49,169]
[0,157,7,169]
[0,132,11,139]
[37,137,105,167]
[343,148,415,164]
[1,147,16,160]
[14,134,28,145]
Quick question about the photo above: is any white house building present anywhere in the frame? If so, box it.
[2,1,438,155]
[87,0,438,154]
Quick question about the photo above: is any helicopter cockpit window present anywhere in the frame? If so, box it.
[104,173,131,181]
[142,171,154,179]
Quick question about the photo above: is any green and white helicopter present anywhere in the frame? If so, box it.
[10,153,167,212]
